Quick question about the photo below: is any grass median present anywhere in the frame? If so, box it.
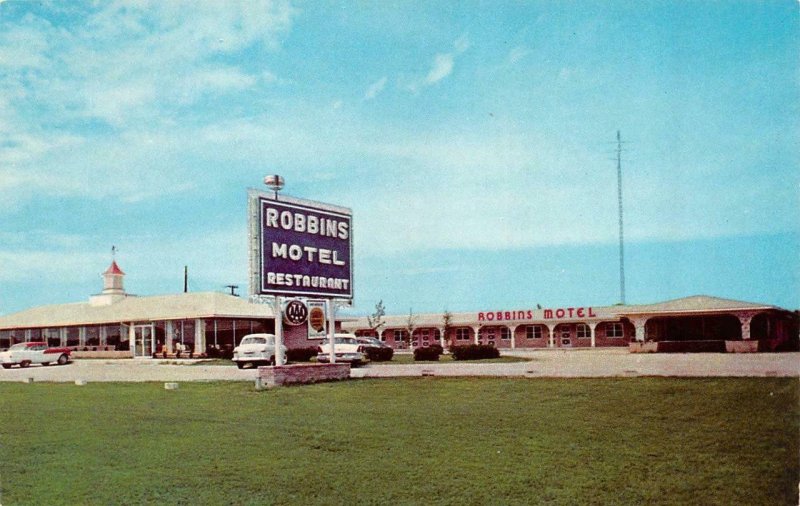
[0,377,797,505]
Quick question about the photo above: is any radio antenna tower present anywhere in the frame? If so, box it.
[616,130,626,305]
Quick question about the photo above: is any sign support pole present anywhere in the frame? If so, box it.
[327,299,336,364]
[274,296,285,366]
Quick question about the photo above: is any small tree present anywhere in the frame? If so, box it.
[442,310,453,348]
[405,308,418,350]
[366,300,386,340]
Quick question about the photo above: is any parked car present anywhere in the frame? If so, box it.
[0,342,72,369]
[317,334,366,365]
[355,336,391,349]
[232,334,288,369]
[355,336,394,361]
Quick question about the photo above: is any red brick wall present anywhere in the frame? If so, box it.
[257,363,350,387]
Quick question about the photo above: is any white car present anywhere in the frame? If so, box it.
[1,342,72,369]
[316,334,366,365]
[232,334,288,369]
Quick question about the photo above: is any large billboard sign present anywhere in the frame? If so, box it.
[249,191,353,299]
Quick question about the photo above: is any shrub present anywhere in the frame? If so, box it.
[414,346,442,361]
[450,344,501,361]
[428,344,444,355]
[287,347,319,363]
[365,347,394,361]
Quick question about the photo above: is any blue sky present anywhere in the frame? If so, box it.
[1,0,798,317]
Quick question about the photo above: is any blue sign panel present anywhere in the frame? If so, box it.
[256,195,353,299]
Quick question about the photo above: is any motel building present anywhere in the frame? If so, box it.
[343,297,798,353]
[0,261,339,357]
[1,260,797,357]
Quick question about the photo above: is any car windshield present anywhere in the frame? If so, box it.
[241,337,270,345]
[9,343,28,350]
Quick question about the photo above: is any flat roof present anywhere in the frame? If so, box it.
[0,292,275,330]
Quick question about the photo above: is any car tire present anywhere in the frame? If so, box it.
[57,354,68,365]
[236,362,245,369]
[1,364,12,369]
[20,360,31,368]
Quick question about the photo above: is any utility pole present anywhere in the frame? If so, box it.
[616,130,626,305]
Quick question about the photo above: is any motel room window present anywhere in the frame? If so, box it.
[525,325,542,339]
[606,322,624,338]
[456,328,470,341]
[576,324,591,339]
[500,327,511,340]
[393,330,407,342]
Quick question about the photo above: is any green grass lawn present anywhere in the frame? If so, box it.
[1,378,797,505]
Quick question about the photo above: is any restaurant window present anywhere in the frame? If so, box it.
[500,327,511,340]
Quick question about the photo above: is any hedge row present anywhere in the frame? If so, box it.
[450,344,500,361]
[287,347,319,362]
[365,347,394,361]
[413,345,443,361]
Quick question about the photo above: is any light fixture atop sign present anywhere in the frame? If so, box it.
[264,174,285,199]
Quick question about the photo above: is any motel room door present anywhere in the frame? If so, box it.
[133,324,155,357]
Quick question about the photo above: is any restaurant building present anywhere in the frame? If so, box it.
[0,261,330,357]
[343,296,798,352]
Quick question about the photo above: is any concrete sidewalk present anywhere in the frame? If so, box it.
[0,350,797,383]
[352,350,800,379]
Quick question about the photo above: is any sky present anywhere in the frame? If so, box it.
[0,0,798,317]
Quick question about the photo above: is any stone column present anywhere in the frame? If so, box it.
[545,324,557,348]
[628,317,649,342]
[472,326,481,345]
[589,322,598,348]
[437,327,445,348]
[166,321,175,354]
[79,327,86,348]
[737,311,760,340]
[128,323,136,357]
[510,325,518,349]
[194,319,206,356]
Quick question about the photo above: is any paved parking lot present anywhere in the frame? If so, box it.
[1,349,797,383]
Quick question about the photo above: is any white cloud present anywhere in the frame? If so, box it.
[425,54,455,84]
[364,76,387,100]
[507,46,529,65]
[408,34,470,92]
